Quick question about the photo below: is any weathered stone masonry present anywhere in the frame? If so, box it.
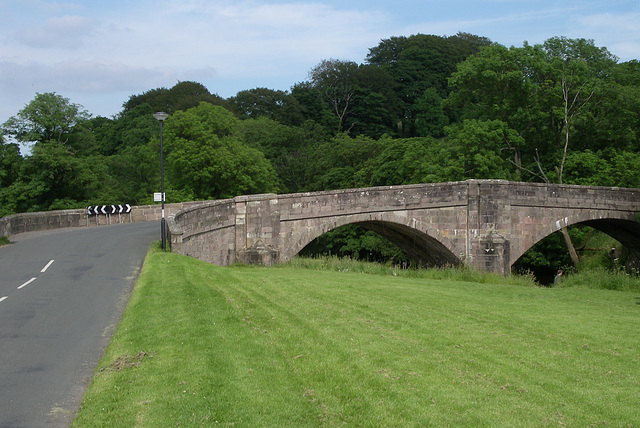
[167,180,640,274]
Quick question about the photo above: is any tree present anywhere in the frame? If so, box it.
[308,59,361,134]
[2,92,90,146]
[0,92,112,213]
[368,137,460,186]
[239,117,328,193]
[447,37,620,267]
[414,88,449,138]
[0,134,23,216]
[164,102,279,199]
[306,133,383,191]
[96,104,158,156]
[445,119,521,180]
[106,141,160,204]
[543,38,617,266]
[0,134,21,188]
[366,33,491,136]
[573,60,640,153]
[122,81,226,115]
[228,88,304,126]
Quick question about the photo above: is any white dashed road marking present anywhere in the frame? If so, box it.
[18,277,37,290]
[41,260,54,273]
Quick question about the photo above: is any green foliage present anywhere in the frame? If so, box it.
[0,135,22,190]
[122,81,225,115]
[94,104,157,156]
[164,102,279,199]
[16,142,110,211]
[445,119,522,180]
[369,136,460,186]
[367,33,491,136]
[239,117,327,193]
[557,268,640,292]
[0,92,113,213]
[228,87,304,126]
[446,37,629,185]
[2,92,90,145]
[562,150,613,186]
[284,255,537,286]
[308,59,362,134]
[414,88,449,137]
[106,140,160,204]
[306,133,383,190]
[299,225,409,264]
[608,151,640,188]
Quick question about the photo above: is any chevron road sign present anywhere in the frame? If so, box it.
[86,204,133,225]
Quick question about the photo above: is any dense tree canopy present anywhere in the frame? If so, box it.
[164,103,279,200]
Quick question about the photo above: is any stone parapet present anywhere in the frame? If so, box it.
[0,209,85,237]
[0,201,211,240]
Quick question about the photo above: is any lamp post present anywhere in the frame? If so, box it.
[153,112,169,251]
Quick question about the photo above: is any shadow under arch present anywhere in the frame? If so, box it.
[292,218,462,268]
[358,221,462,268]
[511,216,640,278]
[513,212,640,264]
[581,218,640,259]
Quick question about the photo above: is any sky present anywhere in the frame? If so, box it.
[1,0,639,125]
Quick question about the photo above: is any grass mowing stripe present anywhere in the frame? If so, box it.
[72,249,640,427]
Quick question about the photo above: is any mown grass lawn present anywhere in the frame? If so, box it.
[72,248,640,427]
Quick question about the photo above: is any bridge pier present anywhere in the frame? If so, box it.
[466,180,512,274]
[234,194,281,265]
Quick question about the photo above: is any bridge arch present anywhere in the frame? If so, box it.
[280,212,462,268]
[511,210,640,267]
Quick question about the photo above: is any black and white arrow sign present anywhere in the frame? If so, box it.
[88,203,132,215]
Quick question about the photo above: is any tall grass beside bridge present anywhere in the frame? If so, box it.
[72,246,640,427]
[285,254,640,292]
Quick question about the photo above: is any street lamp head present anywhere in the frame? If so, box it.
[153,112,169,121]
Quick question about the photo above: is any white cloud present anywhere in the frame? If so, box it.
[0,59,169,94]
[15,15,99,49]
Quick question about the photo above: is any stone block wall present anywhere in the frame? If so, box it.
[168,199,237,265]
[0,209,86,237]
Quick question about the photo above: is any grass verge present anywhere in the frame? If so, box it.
[72,249,640,427]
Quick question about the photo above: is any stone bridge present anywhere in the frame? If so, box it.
[167,180,640,274]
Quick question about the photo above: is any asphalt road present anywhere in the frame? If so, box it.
[0,222,158,427]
